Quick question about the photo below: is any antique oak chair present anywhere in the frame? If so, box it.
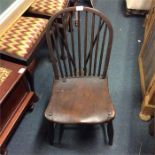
[45,6,116,145]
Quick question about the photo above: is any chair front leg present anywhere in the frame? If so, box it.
[48,122,55,145]
[59,124,64,143]
[107,120,114,145]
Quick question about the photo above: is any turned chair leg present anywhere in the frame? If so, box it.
[48,122,55,145]
[107,121,114,145]
[59,124,64,143]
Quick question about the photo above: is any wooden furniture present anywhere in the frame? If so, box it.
[28,0,70,18]
[0,0,35,37]
[149,114,155,136]
[138,6,155,121]
[45,7,116,145]
[0,16,48,65]
[75,0,94,7]
[0,60,37,155]
[0,0,49,72]
[0,0,48,93]
[144,6,155,39]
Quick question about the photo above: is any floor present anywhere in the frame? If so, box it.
[7,0,155,155]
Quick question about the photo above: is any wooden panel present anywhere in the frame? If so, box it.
[152,0,155,6]
[139,12,155,95]
[0,60,35,152]
[139,75,155,120]
[0,0,35,37]
[139,8,155,121]
[144,7,155,40]
[0,60,26,103]
[0,92,34,147]
[0,77,29,133]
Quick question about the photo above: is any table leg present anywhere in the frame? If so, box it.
[0,146,7,155]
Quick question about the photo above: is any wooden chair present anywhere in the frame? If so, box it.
[76,0,94,7]
[45,6,116,145]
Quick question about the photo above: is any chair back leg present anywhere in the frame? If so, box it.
[107,121,114,145]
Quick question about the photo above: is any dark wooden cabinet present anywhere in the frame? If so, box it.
[0,60,36,154]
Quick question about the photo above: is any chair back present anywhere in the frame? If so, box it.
[46,7,113,79]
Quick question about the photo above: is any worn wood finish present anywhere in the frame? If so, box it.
[139,75,155,121]
[138,8,155,120]
[138,6,155,94]
[144,7,155,40]
[45,7,115,145]
[0,60,36,154]
[45,78,115,123]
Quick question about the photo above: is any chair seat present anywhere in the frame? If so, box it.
[0,16,48,61]
[28,0,68,16]
[45,77,115,124]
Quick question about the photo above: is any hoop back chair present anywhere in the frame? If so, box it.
[45,6,116,145]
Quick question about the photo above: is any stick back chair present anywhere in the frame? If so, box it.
[45,6,116,145]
